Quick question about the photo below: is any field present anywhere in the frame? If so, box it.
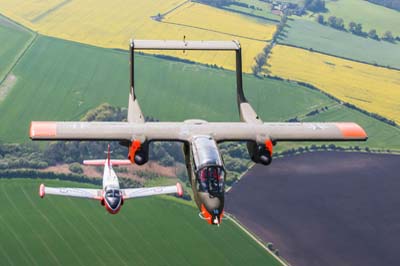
[266,45,400,124]
[279,19,400,69]
[223,0,281,22]
[0,0,276,72]
[323,0,400,36]
[227,152,400,266]
[0,178,282,265]
[303,103,400,151]
[0,15,34,83]
[0,34,333,143]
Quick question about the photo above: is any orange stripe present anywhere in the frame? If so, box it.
[201,204,213,224]
[336,123,367,138]
[128,140,141,164]
[30,122,56,138]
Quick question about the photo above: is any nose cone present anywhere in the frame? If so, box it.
[199,192,224,214]
[105,196,121,210]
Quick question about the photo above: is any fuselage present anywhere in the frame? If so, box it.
[101,162,123,214]
[184,136,225,225]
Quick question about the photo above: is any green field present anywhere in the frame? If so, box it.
[279,19,400,69]
[0,15,34,83]
[306,104,400,149]
[0,34,333,142]
[323,0,400,36]
[0,178,282,265]
[274,101,400,153]
[225,0,281,22]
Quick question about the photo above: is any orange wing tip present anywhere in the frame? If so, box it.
[336,123,368,139]
[176,182,183,197]
[39,184,45,198]
[30,122,56,138]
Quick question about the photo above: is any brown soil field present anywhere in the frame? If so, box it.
[226,152,400,266]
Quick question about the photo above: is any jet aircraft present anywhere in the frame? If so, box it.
[31,40,367,225]
[39,144,183,214]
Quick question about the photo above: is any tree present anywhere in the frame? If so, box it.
[368,29,379,40]
[382,30,395,42]
[354,23,363,35]
[316,14,324,24]
[69,162,83,174]
[348,21,357,33]
[305,0,326,12]
[327,16,344,30]
[336,18,344,30]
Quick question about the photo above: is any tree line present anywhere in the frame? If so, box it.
[316,14,399,42]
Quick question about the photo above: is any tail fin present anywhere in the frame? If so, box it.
[128,40,145,123]
[107,144,111,167]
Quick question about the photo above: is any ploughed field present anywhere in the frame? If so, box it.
[226,152,400,266]
[0,178,283,266]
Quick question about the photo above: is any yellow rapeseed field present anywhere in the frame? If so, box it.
[267,45,400,124]
[0,0,276,72]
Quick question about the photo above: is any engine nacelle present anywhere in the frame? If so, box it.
[128,140,149,165]
[246,141,273,165]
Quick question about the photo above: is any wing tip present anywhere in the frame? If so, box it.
[30,122,57,139]
[39,184,45,198]
[336,122,368,140]
[176,182,183,197]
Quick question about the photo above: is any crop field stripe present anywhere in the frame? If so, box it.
[44,198,106,266]
[0,219,16,265]
[66,198,129,266]
[0,186,38,265]
[3,186,62,265]
[159,0,189,17]
[94,205,149,265]
[56,198,113,264]
[166,20,270,42]
[0,33,37,84]
[20,186,86,266]
[30,0,72,23]
[0,215,36,265]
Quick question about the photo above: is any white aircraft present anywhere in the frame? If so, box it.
[39,145,183,214]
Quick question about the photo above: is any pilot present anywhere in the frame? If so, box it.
[208,167,220,194]
[198,168,208,192]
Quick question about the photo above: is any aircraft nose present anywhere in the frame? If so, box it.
[106,196,120,209]
[199,192,222,212]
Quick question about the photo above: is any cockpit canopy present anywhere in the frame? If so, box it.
[197,166,225,195]
[104,188,122,209]
[191,136,224,170]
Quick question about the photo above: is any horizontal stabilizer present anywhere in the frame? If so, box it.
[83,159,131,166]
[131,40,240,51]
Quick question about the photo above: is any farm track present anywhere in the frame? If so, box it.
[0,33,37,85]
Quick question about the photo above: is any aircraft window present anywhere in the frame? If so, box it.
[197,166,224,194]
[106,190,113,197]
[113,190,121,197]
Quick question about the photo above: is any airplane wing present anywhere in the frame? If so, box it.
[30,121,367,142]
[39,184,102,200]
[121,183,183,200]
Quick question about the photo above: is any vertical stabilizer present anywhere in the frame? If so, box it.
[128,40,145,123]
[107,144,111,167]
